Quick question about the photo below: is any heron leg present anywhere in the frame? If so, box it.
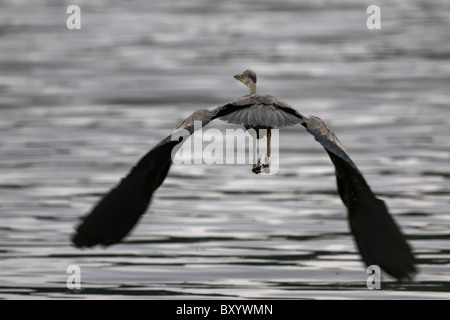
[251,129,261,174]
[263,128,271,173]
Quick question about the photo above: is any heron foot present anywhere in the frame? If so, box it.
[252,156,271,174]
[252,156,262,174]
[262,156,270,173]
[252,165,262,174]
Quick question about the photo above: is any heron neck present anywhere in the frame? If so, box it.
[249,83,257,94]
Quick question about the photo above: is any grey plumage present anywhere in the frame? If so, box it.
[219,94,300,129]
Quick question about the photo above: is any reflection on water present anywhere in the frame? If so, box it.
[1,0,449,299]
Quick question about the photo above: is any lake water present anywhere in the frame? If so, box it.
[1,0,449,299]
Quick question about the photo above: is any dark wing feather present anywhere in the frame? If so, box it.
[302,115,417,280]
[238,97,416,279]
[71,103,232,248]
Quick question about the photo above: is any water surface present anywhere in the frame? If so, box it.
[1,0,450,299]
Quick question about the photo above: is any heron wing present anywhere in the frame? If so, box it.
[71,103,236,248]
[300,113,416,280]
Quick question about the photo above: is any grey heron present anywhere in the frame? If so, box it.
[72,70,416,281]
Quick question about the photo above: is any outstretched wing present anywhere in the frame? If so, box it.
[71,135,177,247]
[300,114,417,280]
[71,102,244,248]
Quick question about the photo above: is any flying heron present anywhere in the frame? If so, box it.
[72,70,416,281]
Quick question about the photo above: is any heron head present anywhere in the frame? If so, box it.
[234,69,257,87]
[234,70,257,94]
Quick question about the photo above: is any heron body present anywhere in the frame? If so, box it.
[72,70,417,281]
[219,94,300,129]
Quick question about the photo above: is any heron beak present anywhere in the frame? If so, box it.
[234,74,246,85]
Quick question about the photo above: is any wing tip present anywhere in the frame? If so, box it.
[70,230,119,248]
